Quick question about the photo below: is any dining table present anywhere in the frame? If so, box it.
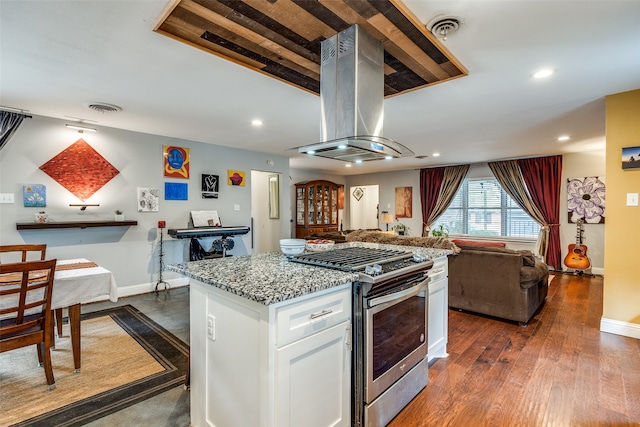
[0,258,118,373]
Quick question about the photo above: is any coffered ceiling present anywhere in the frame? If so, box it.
[155,0,466,97]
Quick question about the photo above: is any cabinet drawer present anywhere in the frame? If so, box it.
[276,287,351,347]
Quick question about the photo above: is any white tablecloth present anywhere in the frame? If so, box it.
[51,258,118,309]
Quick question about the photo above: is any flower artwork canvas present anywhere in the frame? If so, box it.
[567,176,605,224]
[23,184,46,207]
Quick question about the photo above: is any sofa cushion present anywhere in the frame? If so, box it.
[451,239,506,248]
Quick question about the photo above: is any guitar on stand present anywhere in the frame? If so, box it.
[564,218,591,274]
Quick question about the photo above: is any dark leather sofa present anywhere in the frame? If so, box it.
[448,243,549,325]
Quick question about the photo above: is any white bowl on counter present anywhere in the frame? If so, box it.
[305,239,335,252]
[280,239,307,257]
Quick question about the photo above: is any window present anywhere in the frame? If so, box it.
[433,178,539,239]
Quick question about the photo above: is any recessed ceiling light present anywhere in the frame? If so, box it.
[251,119,263,126]
[557,135,570,141]
[306,150,316,154]
[355,160,363,164]
[345,164,352,168]
[432,152,441,157]
[532,68,554,79]
[384,156,392,160]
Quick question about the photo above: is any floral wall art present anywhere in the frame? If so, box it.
[567,176,605,224]
[23,184,46,207]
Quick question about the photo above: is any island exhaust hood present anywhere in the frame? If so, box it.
[296,25,414,163]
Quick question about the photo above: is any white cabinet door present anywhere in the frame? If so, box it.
[428,257,449,361]
[275,321,351,427]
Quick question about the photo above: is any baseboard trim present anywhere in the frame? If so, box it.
[600,317,640,340]
[84,277,190,303]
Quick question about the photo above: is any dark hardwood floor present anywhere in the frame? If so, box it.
[390,273,640,427]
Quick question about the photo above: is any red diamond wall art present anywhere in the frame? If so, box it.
[39,138,119,201]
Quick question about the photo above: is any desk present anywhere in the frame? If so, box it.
[0,258,118,373]
[53,259,118,372]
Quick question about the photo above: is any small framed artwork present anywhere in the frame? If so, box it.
[202,174,219,198]
[23,184,46,207]
[395,186,412,218]
[622,146,640,169]
[165,182,188,200]
[137,187,159,212]
[227,170,246,186]
[163,145,190,179]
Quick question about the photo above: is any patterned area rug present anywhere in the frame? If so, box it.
[0,305,189,427]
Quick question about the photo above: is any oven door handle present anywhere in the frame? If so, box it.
[368,280,427,308]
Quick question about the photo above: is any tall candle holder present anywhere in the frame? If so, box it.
[155,220,170,294]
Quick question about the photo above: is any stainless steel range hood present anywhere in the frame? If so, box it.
[296,25,414,163]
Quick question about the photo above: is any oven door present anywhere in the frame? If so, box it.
[364,274,428,403]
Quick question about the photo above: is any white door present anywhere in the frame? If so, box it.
[251,170,282,254]
[349,185,379,230]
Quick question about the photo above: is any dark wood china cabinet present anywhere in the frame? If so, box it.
[295,180,340,238]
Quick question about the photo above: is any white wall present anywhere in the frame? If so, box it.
[0,115,289,296]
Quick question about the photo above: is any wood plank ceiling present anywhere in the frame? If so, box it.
[155,0,467,97]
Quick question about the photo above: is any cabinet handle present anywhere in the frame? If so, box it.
[309,309,333,319]
[428,268,444,276]
[345,323,352,351]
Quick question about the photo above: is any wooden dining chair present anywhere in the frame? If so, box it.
[0,259,58,389]
[0,244,64,337]
[0,244,47,263]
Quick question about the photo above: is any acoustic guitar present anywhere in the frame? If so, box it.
[564,218,591,271]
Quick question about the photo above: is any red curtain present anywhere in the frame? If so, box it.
[419,167,445,236]
[517,155,563,269]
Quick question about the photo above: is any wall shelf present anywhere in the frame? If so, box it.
[16,220,138,230]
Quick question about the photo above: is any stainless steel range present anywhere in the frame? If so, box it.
[291,246,433,427]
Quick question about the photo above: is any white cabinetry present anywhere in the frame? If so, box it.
[190,281,352,427]
[428,256,449,361]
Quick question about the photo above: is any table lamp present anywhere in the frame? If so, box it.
[381,212,395,231]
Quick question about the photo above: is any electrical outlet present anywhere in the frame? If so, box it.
[627,193,639,207]
[207,315,216,341]
[0,193,15,203]
[234,204,240,211]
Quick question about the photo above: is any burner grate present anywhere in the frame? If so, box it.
[291,247,412,271]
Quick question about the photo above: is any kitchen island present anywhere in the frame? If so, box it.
[169,242,452,427]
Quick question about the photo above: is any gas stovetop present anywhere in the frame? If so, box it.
[290,247,431,281]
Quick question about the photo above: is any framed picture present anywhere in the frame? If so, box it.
[395,187,412,218]
[163,145,190,178]
[622,146,640,169]
[201,174,219,199]
[227,170,246,186]
[23,184,46,207]
[137,187,159,212]
[567,177,605,224]
[165,182,188,200]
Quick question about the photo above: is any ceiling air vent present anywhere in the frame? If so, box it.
[86,102,122,113]
[427,15,464,41]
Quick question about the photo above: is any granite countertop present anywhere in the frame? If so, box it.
[168,242,453,305]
